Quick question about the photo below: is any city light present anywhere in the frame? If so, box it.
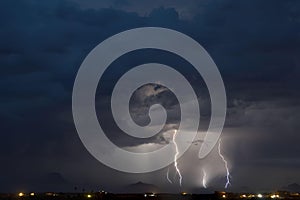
[30,193,35,196]
[271,194,280,198]
[144,193,156,197]
[222,194,226,198]
[257,194,263,198]
[18,193,24,197]
[87,194,92,198]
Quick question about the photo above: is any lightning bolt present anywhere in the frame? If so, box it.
[202,169,207,188]
[218,138,231,188]
[173,129,182,186]
[166,168,173,184]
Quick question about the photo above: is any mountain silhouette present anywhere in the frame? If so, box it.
[125,181,159,193]
[282,183,300,192]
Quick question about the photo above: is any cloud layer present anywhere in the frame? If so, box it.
[0,0,300,192]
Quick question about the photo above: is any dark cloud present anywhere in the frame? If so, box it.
[0,0,300,192]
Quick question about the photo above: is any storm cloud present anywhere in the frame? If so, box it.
[0,0,300,193]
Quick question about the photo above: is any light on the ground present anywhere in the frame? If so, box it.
[257,194,263,198]
[18,193,24,197]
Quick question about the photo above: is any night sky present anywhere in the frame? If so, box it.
[1,0,300,193]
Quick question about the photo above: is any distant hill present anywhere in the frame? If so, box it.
[125,181,159,193]
[43,172,68,185]
[282,183,300,192]
[33,172,70,192]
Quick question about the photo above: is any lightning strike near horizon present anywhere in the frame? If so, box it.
[173,130,182,186]
[202,169,207,188]
[218,138,231,188]
[166,168,173,184]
